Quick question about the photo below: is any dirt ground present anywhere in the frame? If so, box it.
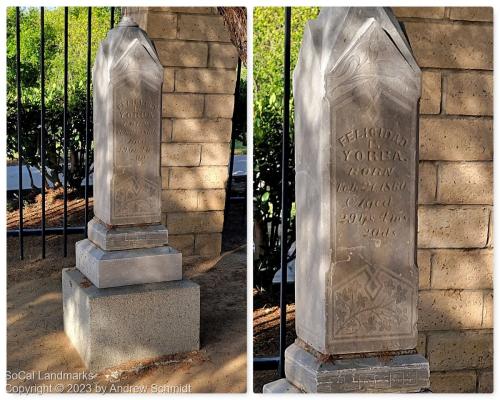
[6,189,248,393]
[252,289,296,393]
[7,237,247,393]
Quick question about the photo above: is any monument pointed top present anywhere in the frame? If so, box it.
[295,7,420,82]
[117,16,139,28]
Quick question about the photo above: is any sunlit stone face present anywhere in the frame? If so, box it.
[93,18,163,226]
[294,9,421,355]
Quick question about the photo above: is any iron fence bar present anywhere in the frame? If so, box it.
[7,226,86,237]
[63,7,69,257]
[40,7,46,258]
[16,7,24,260]
[110,7,115,29]
[84,7,92,237]
[278,6,292,378]
[223,57,242,230]
[253,356,280,371]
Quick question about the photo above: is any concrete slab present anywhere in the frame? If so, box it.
[88,217,168,251]
[62,268,200,372]
[284,342,430,393]
[75,239,182,288]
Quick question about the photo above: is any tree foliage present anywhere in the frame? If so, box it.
[6,7,119,189]
[253,7,319,288]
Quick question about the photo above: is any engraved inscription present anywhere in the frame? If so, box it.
[325,19,419,349]
[336,126,410,241]
[111,72,161,222]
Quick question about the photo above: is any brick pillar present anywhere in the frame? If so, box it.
[124,7,239,256]
[393,7,493,393]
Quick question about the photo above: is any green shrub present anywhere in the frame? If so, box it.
[6,7,119,190]
[253,7,319,289]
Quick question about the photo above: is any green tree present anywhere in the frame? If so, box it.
[6,6,120,190]
[253,7,319,288]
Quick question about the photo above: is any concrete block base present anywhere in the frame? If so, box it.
[88,217,169,251]
[62,268,200,372]
[76,239,182,288]
[263,379,302,393]
[268,342,430,393]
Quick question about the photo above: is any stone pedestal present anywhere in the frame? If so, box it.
[63,16,200,371]
[63,268,199,372]
[265,7,429,392]
[263,342,429,393]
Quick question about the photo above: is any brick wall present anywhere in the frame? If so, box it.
[394,7,493,393]
[124,7,239,257]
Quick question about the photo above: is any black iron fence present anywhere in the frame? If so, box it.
[8,7,118,260]
[253,7,292,377]
[8,6,243,260]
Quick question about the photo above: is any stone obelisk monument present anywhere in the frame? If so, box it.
[264,8,430,392]
[62,17,200,371]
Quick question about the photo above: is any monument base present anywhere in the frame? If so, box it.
[88,217,169,251]
[76,239,182,288]
[264,342,430,393]
[62,268,200,372]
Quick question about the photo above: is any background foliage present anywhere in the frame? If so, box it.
[6,7,119,190]
[253,7,319,289]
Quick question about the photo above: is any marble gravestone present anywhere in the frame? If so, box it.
[62,17,200,371]
[264,8,430,393]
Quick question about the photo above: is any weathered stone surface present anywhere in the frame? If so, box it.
[417,249,431,289]
[418,206,489,248]
[392,7,445,19]
[430,370,477,393]
[162,68,175,92]
[208,43,239,68]
[88,218,168,251]
[418,290,483,330]
[416,333,426,356]
[263,379,302,393]
[445,72,493,116]
[76,239,182,288]
[437,162,493,204]
[419,117,493,161]
[285,342,429,393]
[172,119,232,142]
[420,71,441,114]
[93,17,163,226]
[449,7,493,22]
[162,189,225,212]
[169,166,228,189]
[175,68,236,93]
[294,7,421,355]
[162,93,204,118]
[156,41,208,67]
[161,143,201,166]
[200,143,231,166]
[195,233,222,256]
[204,95,235,118]
[166,211,224,234]
[147,13,177,39]
[427,330,493,371]
[161,119,173,142]
[178,14,231,42]
[431,249,493,289]
[482,291,493,328]
[418,162,436,204]
[477,370,493,393]
[404,22,493,70]
[167,234,195,256]
[62,268,199,372]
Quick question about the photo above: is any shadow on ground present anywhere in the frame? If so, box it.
[7,236,247,393]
